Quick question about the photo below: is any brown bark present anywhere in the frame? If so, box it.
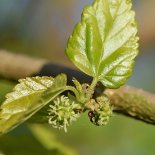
[0,50,47,80]
[105,86,155,124]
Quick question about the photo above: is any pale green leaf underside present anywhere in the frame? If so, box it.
[66,0,139,88]
[0,74,67,135]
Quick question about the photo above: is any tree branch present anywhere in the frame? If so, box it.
[0,50,47,80]
[0,50,155,125]
[105,86,155,125]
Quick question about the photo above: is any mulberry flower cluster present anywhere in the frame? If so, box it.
[89,95,113,126]
[48,95,81,132]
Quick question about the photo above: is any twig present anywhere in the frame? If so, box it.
[0,50,155,125]
[0,50,47,80]
[105,86,155,125]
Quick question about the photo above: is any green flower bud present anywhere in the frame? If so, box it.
[48,95,81,132]
[88,95,112,126]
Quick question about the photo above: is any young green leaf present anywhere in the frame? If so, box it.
[66,0,139,88]
[0,74,67,135]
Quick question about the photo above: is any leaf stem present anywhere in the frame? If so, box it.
[65,78,98,104]
[65,86,80,99]
[86,77,98,100]
[90,77,98,91]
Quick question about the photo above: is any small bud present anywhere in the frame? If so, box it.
[48,95,81,132]
[88,95,112,126]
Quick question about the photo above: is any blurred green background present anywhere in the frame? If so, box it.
[0,0,155,155]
